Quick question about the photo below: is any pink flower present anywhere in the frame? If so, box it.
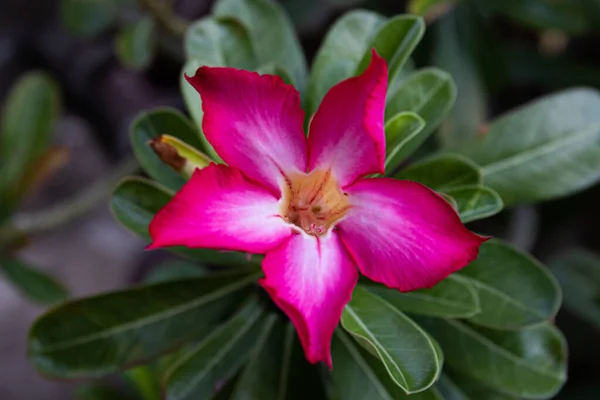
[149,50,487,368]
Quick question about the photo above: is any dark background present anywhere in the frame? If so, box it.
[1,0,599,398]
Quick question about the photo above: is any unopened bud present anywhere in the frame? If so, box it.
[149,135,212,179]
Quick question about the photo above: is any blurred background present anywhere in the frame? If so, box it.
[1,0,600,398]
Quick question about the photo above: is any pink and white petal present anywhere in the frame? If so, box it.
[185,67,307,194]
[338,178,488,292]
[260,232,358,368]
[149,164,293,254]
[307,50,388,187]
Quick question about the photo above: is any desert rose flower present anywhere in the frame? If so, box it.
[149,50,487,368]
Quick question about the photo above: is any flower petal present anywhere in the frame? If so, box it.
[338,178,487,292]
[186,67,307,194]
[260,232,358,368]
[149,164,293,253]
[307,50,388,187]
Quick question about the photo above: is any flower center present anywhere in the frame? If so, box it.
[281,169,350,236]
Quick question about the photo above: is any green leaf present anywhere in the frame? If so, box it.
[185,17,256,70]
[213,0,308,91]
[385,68,456,159]
[331,330,443,400]
[165,296,264,400]
[418,318,567,398]
[256,63,294,85]
[457,88,600,206]
[130,108,204,192]
[123,365,161,400]
[394,153,482,190]
[60,0,116,36]
[341,286,441,394]
[76,385,136,400]
[28,269,259,378]
[356,15,425,84]
[384,112,426,173]
[0,72,60,216]
[0,258,68,305]
[145,261,208,284]
[433,9,487,149]
[306,10,384,115]
[441,371,519,400]
[116,17,155,70]
[362,274,479,318]
[444,185,503,223]
[180,59,222,162]
[550,249,600,328]
[458,240,561,329]
[111,177,253,266]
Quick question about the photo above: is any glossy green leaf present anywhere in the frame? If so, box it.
[384,112,426,173]
[185,17,256,70]
[256,63,294,85]
[145,261,208,284]
[111,177,253,266]
[444,185,503,223]
[458,89,600,205]
[123,365,161,400]
[356,15,424,84]
[341,286,441,394]
[362,274,479,318]
[180,59,222,162]
[213,0,308,91]
[385,68,456,159]
[0,72,60,216]
[433,9,487,149]
[0,258,68,305]
[306,10,384,115]
[28,269,259,378]
[116,18,155,70]
[458,240,561,329]
[60,0,116,36]
[165,297,264,400]
[130,108,204,192]
[418,318,567,398]
[394,153,481,190]
[441,371,519,400]
[331,330,443,400]
[550,249,600,328]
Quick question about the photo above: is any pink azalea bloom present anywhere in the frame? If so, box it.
[149,50,487,368]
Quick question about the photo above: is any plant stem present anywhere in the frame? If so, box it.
[0,157,139,240]
[138,0,189,37]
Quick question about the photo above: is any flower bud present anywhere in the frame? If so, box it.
[149,135,212,179]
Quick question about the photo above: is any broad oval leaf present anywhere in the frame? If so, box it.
[0,72,60,215]
[341,286,441,394]
[130,108,204,192]
[385,68,456,159]
[110,177,253,266]
[394,153,482,190]
[115,17,155,70]
[441,371,519,400]
[443,185,503,223]
[362,274,479,318]
[0,258,68,305]
[418,318,567,399]
[331,330,443,400]
[306,10,384,116]
[459,240,561,329]
[213,0,308,91]
[550,249,600,329]
[60,0,116,36]
[356,15,425,83]
[165,296,264,400]
[185,17,256,70]
[28,269,259,378]
[384,112,426,173]
[458,89,600,205]
[145,261,208,284]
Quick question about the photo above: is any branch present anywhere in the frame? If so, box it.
[138,0,189,38]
